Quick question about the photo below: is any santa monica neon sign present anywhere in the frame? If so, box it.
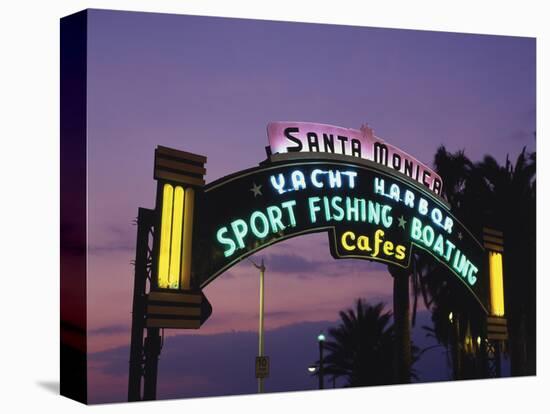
[267,122,444,196]
[150,122,503,317]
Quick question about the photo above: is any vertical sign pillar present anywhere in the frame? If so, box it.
[141,146,207,397]
[482,227,508,377]
[128,147,207,402]
[153,145,206,292]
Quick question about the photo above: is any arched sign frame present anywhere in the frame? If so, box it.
[191,152,489,314]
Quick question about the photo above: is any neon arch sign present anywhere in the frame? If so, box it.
[191,154,487,312]
[151,122,497,316]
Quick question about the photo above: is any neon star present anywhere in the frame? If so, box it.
[250,182,263,197]
[397,215,407,229]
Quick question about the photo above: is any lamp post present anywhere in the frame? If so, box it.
[449,311,462,380]
[317,332,326,389]
[249,257,266,393]
[307,364,318,390]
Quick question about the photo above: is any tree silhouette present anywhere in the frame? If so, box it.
[475,148,536,375]
[412,145,536,379]
[315,300,418,387]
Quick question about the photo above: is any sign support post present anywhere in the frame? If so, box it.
[128,208,156,401]
[143,329,161,400]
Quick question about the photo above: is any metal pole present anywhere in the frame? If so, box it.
[258,259,265,393]
[128,208,154,401]
[450,312,463,380]
[143,328,162,400]
[319,340,324,390]
[495,342,502,378]
[248,257,267,393]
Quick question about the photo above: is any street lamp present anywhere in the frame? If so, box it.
[318,331,326,389]
[248,257,266,393]
[307,364,336,389]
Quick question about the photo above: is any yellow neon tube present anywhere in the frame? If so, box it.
[180,187,195,289]
[168,186,185,289]
[489,251,505,316]
[158,184,174,288]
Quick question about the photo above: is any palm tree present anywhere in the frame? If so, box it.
[315,300,418,386]
[393,146,477,380]
[385,146,477,381]
[420,146,499,379]
[475,148,536,376]
[413,146,536,379]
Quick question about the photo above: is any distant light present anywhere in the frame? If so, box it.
[308,365,317,373]
[317,332,326,342]
[477,336,482,346]
[448,312,453,322]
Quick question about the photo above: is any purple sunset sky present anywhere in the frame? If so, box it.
[84,9,534,403]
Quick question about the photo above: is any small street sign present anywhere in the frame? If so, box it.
[255,356,270,378]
